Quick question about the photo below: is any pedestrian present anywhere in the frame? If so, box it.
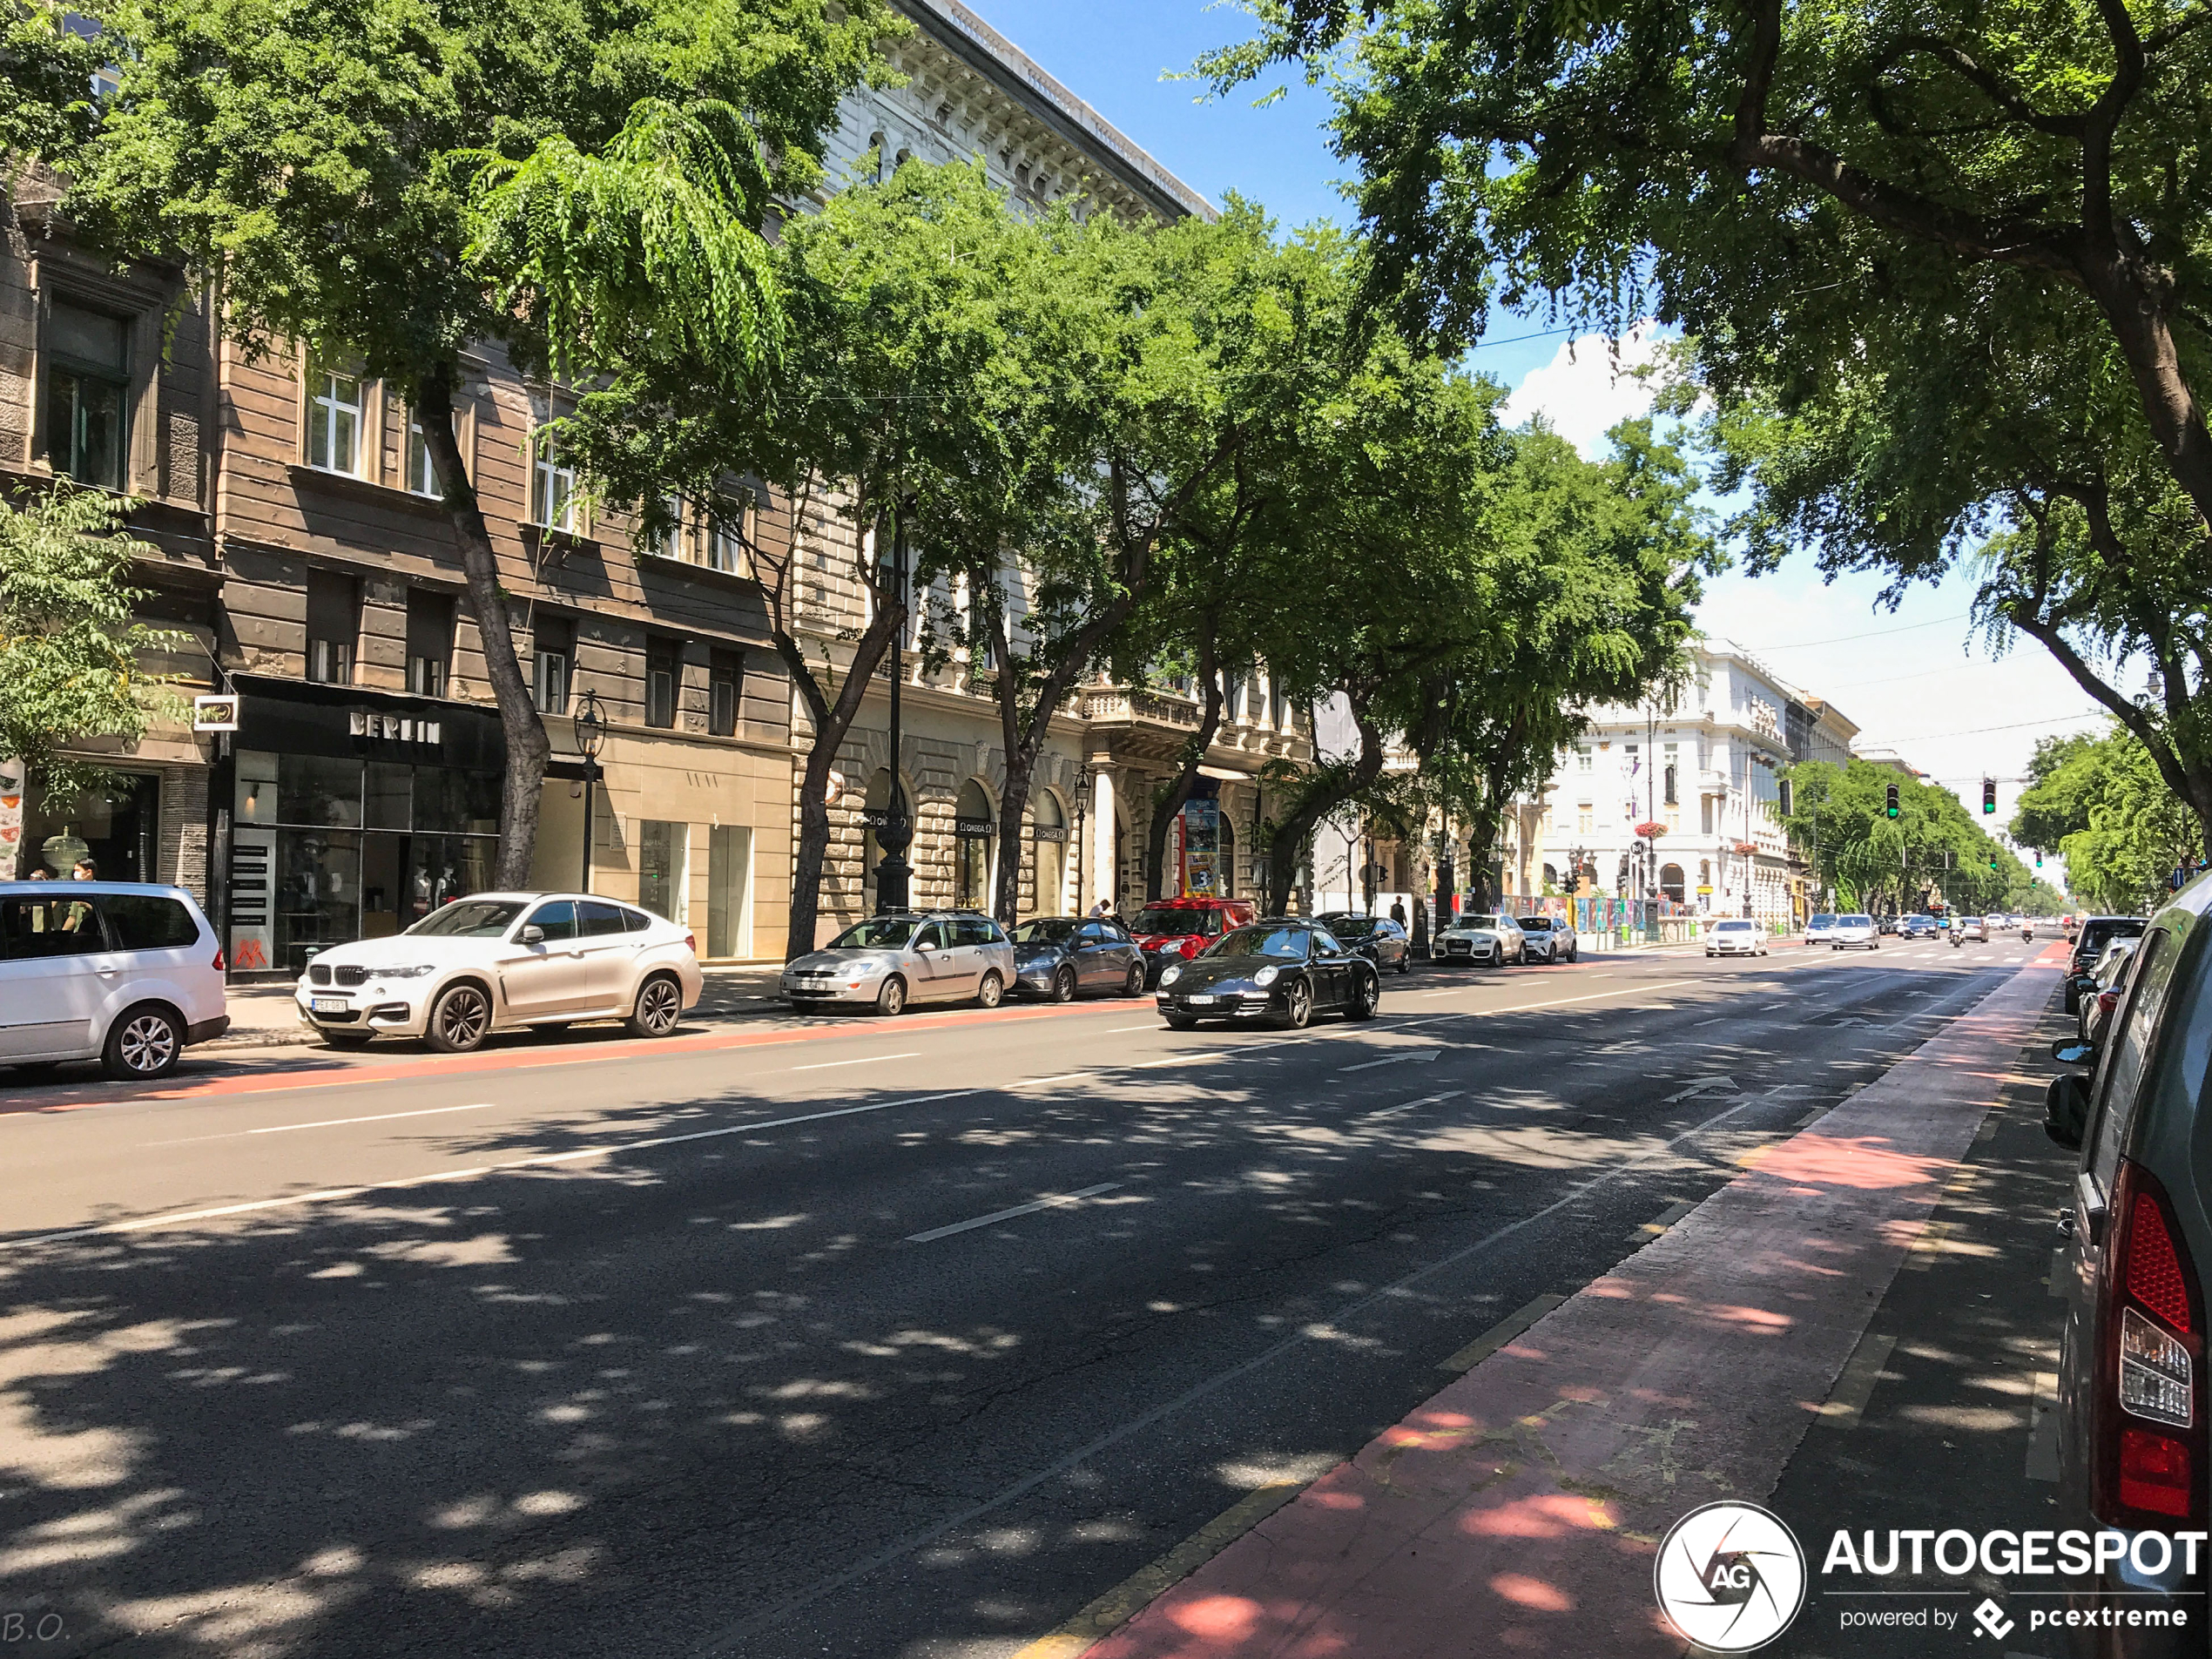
[1089,898,1111,920]
[26,866,53,880]
[1388,898,1406,927]
[71,857,98,880]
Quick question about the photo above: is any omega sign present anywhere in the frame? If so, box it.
[349,711,443,747]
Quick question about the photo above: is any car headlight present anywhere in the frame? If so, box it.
[1253,965,1280,986]
[377,965,437,980]
[1160,965,1182,986]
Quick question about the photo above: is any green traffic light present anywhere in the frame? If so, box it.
[1887,806,1899,819]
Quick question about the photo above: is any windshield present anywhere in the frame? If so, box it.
[1134,908,1217,937]
[408,899,525,939]
[1843,915,1872,927]
[1455,914,1501,931]
[1517,916,1551,931]
[1809,914,1836,927]
[1204,925,1310,961]
[1323,916,1377,937]
[1717,921,1752,931]
[1010,919,1082,945]
[829,918,920,950]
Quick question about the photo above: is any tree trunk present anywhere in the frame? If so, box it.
[1146,639,1225,901]
[774,603,897,962]
[1266,701,1387,915]
[418,370,550,891]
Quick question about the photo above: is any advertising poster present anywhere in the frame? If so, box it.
[1181,797,1219,894]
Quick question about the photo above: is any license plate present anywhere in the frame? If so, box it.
[1185,994,1216,1006]
[310,997,348,1014]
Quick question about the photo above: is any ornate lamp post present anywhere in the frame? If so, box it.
[574,690,607,894]
[1073,762,1093,914]
[873,502,914,914]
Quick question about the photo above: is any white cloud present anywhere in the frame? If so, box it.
[1500,323,1670,456]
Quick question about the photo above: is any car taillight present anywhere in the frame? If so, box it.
[2098,988,2121,1017]
[685,933,697,956]
[2095,1160,2205,1525]
[212,946,226,972]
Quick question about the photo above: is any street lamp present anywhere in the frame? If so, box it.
[1073,762,1093,915]
[574,690,606,894]
[873,502,913,914]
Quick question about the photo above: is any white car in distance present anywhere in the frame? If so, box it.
[1705,919,1768,958]
[1829,914,1880,950]
[295,893,703,1053]
[1433,912,1527,967]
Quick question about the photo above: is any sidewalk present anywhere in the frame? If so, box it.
[1061,954,2060,1658]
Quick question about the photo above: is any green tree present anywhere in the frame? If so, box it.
[1,0,104,164]
[1783,759,2027,912]
[2015,723,2201,912]
[0,484,185,876]
[1201,0,2212,858]
[66,0,891,887]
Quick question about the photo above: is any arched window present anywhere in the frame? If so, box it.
[1660,862,1686,905]
[1033,791,1067,916]
[867,131,887,184]
[954,779,994,910]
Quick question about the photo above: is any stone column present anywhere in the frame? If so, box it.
[1090,766,1117,913]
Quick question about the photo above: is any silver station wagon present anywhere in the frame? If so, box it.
[781,910,1016,1016]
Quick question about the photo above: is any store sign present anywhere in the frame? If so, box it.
[1033,826,1066,843]
[859,807,901,829]
[349,711,443,746]
[0,756,22,881]
[954,814,995,840]
[192,694,239,732]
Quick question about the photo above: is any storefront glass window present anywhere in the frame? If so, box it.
[366,763,412,832]
[18,772,158,880]
[640,820,688,922]
[278,829,361,972]
[280,754,363,827]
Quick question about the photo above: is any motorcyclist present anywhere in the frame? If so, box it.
[2021,919,2034,943]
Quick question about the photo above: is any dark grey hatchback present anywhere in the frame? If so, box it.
[2046,873,2212,1651]
[1154,920,1380,1030]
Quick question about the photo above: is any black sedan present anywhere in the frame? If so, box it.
[1008,917,1147,1001]
[1314,912,1413,975]
[1155,921,1380,1030]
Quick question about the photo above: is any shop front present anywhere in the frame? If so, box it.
[225,676,505,976]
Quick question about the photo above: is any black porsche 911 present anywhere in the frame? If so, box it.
[1153,920,1381,1030]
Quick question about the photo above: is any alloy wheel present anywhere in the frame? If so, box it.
[1052,967,1076,1003]
[118,1014,177,1075]
[633,975,681,1036]
[431,986,490,1052]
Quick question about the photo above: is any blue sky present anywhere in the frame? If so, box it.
[974,0,2119,886]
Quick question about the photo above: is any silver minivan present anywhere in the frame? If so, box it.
[0,882,229,1079]
[2046,874,2212,1649]
[781,911,1017,1016]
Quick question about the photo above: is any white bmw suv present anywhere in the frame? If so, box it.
[295,893,703,1053]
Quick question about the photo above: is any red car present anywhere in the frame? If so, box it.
[1130,897,1258,987]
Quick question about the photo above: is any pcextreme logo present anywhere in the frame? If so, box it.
[1654,1501,1809,1652]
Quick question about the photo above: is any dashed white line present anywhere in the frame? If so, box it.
[1010,1071,1096,1089]
[247,1102,502,1135]
[906,1183,1122,1243]
[791,1052,920,1071]
[1364,1090,1464,1119]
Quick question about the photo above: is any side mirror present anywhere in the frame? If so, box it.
[520,924,545,945]
[2050,1039,2095,1065]
[914,939,934,953]
[2045,1072,2092,1150]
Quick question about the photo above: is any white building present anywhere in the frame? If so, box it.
[1514,643,1858,927]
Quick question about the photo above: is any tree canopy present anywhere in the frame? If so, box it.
[2013,723,2203,913]
[1781,758,2036,913]
[1202,0,2212,860]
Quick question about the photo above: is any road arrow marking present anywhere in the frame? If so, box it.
[1662,1076,1739,1103]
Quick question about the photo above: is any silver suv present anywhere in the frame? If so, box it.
[781,911,1016,1016]
[2046,874,2212,1646]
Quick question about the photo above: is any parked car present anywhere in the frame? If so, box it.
[1950,914,1990,945]
[782,910,1014,1016]
[2043,874,2212,1650]
[2076,937,2143,1049]
[1433,912,1527,966]
[1805,912,1838,946]
[1008,916,1146,1001]
[1877,914,1899,935]
[299,892,701,1051]
[0,882,229,1080]
[1129,897,1258,988]
[2069,914,2151,982]
[1514,914,1580,963]
[1898,914,1940,940]
[1705,918,1768,958]
[1316,912,1413,974]
[1155,920,1380,1029]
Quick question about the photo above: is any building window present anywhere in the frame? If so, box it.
[532,435,577,531]
[307,365,364,475]
[639,820,688,922]
[406,590,452,698]
[709,649,741,738]
[43,300,130,489]
[404,411,441,498]
[645,637,679,729]
[1701,795,1715,835]
[306,571,358,685]
[645,495,683,559]
[707,516,745,575]
[1575,745,1593,773]
[534,615,573,715]
[1576,804,1593,835]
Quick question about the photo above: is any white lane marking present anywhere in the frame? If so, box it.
[1134,1053,1224,1068]
[2,1089,985,1251]
[1760,1001,1787,1010]
[247,1102,502,1136]
[906,1183,1121,1244]
[791,1052,920,1071]
[1692,1017,1725,1027]
[1106,1024,1158,1033]
[1339,1049,1439,1072]
[1364,1090,1463,1119]
[1011,1071,1096,1089]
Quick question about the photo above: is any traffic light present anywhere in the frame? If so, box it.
[1885,783,1900,819]
[1990,855,1999,872]
[2035,850,2044,867]
[1982,779,1997,814]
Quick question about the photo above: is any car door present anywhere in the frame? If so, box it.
[576,900,643,1011]
[0,894,116,1060]
[1308,928,1351,1009]
[1072,921,1116,989]
[907,921,962,1002]
[502,900,590,1017]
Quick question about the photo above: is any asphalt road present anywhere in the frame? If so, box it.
[0,934,2047,1658]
